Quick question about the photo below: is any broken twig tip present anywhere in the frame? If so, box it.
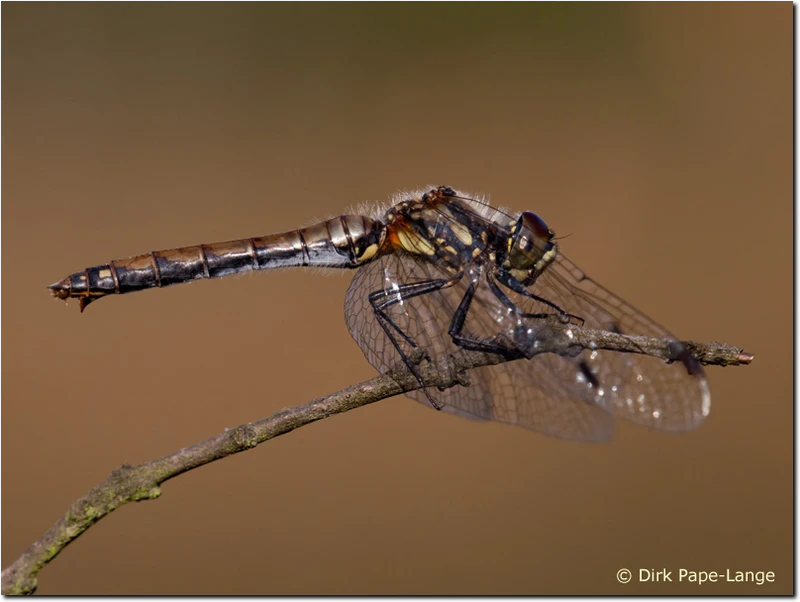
[737,351,754,364]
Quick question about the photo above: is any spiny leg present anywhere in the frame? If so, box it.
[495,270,584,325]
[491,273,604,389]
[369,274,463,409]
[453,273,571,360]
[489,274,590,359]
[446,271,564,359]
[368,279,451,361]
[447,279,525,359]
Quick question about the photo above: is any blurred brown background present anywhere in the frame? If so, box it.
[2,3,790,595]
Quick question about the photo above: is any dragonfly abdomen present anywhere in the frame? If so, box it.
[49,215,385,311]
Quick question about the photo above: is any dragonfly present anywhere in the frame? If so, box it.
[49,186,710,441]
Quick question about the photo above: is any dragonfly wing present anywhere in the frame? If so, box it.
[524,252,711,432]
[446,193,711,432]
[344,253,615,441]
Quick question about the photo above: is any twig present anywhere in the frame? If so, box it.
[1,321,752,595]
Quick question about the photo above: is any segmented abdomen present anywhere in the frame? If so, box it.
[49,215,385,311]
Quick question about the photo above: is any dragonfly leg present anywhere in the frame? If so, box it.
[447,272,565,359]
[496,270,584,325]
[447,279,526,359]
[368,275,464,409]
[489,274,606,390]
[368,278,454,363]
[488,274,591,356]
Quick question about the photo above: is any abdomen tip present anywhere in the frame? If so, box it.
[48,277,71,300]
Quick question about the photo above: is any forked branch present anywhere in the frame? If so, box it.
[1,321,752,595]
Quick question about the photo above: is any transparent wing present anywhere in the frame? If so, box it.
[442,193,710,432]
[344,252,615,442]
[528,251,710,432]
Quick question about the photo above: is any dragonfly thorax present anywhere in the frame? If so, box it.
[383,196,494,271]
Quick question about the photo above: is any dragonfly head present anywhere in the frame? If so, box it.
[505,212,557,284]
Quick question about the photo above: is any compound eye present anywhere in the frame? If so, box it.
[520,212,551,239]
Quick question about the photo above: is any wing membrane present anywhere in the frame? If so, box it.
[344,194,710,439]
[530,252,710,431]
[345,253,615,441]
